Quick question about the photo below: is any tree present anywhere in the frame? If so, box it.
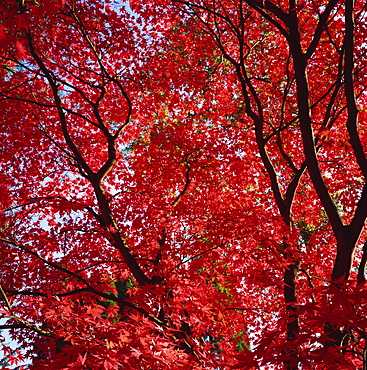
[0,0,367,369]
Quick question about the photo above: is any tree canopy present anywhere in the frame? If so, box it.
[1,0,367,368]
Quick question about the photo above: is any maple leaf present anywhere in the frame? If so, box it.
[77,352,87,365]
[87,306,103,320]
[15,40,27,59]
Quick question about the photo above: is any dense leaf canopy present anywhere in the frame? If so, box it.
[1,0,367,369]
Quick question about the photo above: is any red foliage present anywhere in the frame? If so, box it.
[1,0,367,369]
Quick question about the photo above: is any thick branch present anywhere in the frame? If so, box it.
[344,0,367,178]
[358,241,367,285]
[305,0,340,59]
[287,12,344,238]
[91,184,153,286]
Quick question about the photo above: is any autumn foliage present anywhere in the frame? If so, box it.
[1,0,367,368]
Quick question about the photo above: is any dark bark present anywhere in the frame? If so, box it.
[24,11,154,287]
[358,241,367,285]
